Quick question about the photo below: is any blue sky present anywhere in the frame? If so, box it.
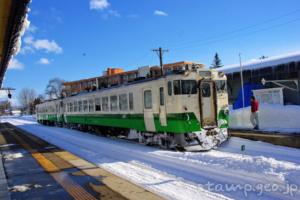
[3,0,300,101]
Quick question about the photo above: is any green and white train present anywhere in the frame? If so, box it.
[36,68,229,151]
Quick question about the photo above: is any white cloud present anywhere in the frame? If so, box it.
[24,36,34,45]
[33,39,63,54]
[22,36,63,54]
[38,58,51,65]
[154,10,168,17]
[90,0,110,10]
[27,24,38,33]
[8,58,24,70]
[21,32,63,54]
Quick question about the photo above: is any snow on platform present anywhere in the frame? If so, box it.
[229,104,300,133]
[1,116,300,200]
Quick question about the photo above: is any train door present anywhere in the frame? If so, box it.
[199,80,217,127]
[159,86,167,126]
[143,89,156,132]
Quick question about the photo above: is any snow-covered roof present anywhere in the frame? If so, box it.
[218,51,300,74]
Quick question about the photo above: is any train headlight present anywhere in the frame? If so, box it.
[222,106,229,115]
[224,108,229,115]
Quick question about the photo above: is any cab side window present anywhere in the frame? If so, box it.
[173,80,181,95]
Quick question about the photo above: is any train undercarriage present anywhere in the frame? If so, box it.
[133,128,228,151]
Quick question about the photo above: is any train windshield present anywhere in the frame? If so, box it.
[182,80,197,94]
[173,80,197,95]
[215,80,227,93]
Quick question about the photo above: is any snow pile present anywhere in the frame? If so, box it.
[10,184,42,192]
[229,104,300,133]
[4,153,23,160]
[2,116,300,199]
[0,144,16,148]
[10,184,31,192]
[218,51,300,74]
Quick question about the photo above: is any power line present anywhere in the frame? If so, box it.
[167,8,300,48]
[172,17,300,50]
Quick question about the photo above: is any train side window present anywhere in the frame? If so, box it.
[173,80,181,95]
[159,87,164,106]
[110,95,118,111]
[102,97,109,111]
[201,83,211,97]
[83,100,88,112]
[78,101,83,112]
[74,101,78,112]
[70,103,73,112]
[181,80,197,95]
[89,99,95,112]
[144,90,152,109]
[95,98,101,111]
[129,93,134,110]
[119,94,128,111]
[168,81,172,95]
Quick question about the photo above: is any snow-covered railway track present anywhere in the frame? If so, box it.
[2,117,300,200]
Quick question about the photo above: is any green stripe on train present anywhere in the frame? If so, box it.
[38,114,63,122]
[37,110,229,133]
[37,113,201,133]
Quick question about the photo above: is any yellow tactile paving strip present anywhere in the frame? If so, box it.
[9,130,34,152]
[32,153,60,173]
[52,172,97,200]
[43,152,73,170]
[7,130,98,200]
[56,151,164,200]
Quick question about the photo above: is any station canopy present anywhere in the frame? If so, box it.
[0,0,30,87]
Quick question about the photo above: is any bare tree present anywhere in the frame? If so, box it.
[45,78,64,100]
[18,88,37,114]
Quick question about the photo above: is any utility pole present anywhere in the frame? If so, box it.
[153,47,169,76]
[239,53,245,108]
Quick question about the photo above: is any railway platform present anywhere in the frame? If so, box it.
[0,123,163,200]
[229,129,300,148]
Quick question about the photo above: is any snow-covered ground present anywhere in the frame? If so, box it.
[1,116,300,200]
[229,105,300,133]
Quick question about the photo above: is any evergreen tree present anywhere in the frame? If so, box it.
[210,53,223,69]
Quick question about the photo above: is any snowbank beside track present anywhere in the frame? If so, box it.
[229,105,300,133]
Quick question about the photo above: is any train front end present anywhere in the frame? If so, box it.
[182,70,229,151]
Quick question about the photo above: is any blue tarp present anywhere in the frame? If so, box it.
[233,83,263,110]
